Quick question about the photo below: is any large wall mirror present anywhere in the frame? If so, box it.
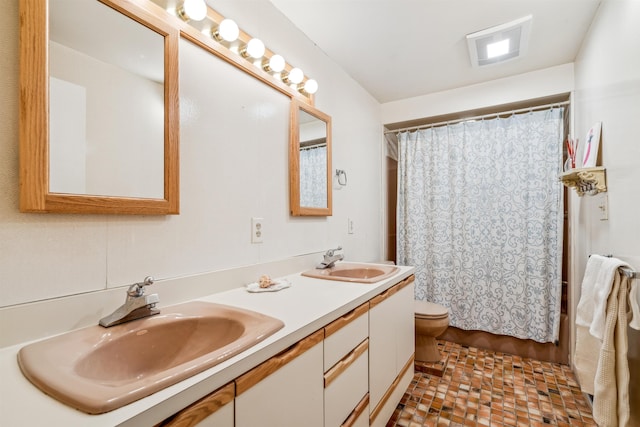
[289,99,332,216]
[19,0,179,214]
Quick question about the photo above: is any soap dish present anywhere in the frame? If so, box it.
[246,279,292,293]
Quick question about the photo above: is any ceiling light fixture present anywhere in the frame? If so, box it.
[486,39,510,59]
[177,0,207,22]
[212,18,239,42]
[466,15,532,67]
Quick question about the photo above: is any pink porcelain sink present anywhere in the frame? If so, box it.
[17,301,284,414]
[301,262,399,284]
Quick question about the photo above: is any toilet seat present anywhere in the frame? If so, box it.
[415,301,449,320]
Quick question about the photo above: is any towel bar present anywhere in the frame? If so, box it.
[588,254,638,279]
[619,266,638,279]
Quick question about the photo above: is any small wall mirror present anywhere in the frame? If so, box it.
[289,99,332,216]
[19,0,179,214]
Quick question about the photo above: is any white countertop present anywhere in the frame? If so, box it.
[0,264,414,426]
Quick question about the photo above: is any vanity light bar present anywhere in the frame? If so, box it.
[174,0,318,99]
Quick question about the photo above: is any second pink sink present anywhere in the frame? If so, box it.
[301,262,399,283]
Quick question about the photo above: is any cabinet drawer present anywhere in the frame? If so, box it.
[324,339,368,427]
[324,303,368,371]
[235,330,324,427]
[341,394,369,427]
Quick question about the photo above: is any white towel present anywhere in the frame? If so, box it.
[576,255,605,328]
[629,278,640,330]
[575,255,629,340]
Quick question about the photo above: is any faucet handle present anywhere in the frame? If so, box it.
[327,246,342,256]
[127,276,154,297]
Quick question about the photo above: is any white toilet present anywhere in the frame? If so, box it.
[414,301,449,362]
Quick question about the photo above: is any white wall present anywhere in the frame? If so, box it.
[0,0,383,311]
[381,63,574,125]
[571,0,640,422]
[572,0,640,263]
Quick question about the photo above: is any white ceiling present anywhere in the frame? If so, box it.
[269,0,602,103]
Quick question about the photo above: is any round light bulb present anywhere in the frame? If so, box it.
[180,0,207,21]
[245,38,265,59]
[217,19,239,42]
[268,55,286,73]
[287,67,304,84]
[303,79,318,94]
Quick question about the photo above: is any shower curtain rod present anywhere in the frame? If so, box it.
[384,100,570,135]
[300,142,326,150]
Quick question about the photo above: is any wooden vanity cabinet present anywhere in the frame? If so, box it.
[235,329,324,427]
[156,274,414,427]
[368,276,415,427]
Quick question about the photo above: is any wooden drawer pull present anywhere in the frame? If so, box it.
[324,302,368,338]
[370,353,414,424]
[370,275,414,308]
[156,382,234,427]
[235,329,323,396]
[341,393,369,427]
[324,338,368,388]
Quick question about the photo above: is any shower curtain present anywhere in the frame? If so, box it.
[299,146,327,208]
[397,108,564,343]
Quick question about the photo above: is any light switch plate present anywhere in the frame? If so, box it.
[598,194,608,221]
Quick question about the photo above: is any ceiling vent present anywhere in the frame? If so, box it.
[466,15,532,67]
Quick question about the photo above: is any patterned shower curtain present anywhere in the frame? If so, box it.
[397,108,564,343]
[299,146,327,208]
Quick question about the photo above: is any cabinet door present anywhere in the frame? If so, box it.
[235,330,324,427]
[395,280,415,372]
[369,276,415,414]
[369,289,397,410]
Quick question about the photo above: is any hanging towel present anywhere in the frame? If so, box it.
[592,274,631,427]
[574,325,600,394]
[629,278,640,330]
[575,255,629,339]
[574,255,630,396]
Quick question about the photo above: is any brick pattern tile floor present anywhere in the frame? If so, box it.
[388,340,596,427]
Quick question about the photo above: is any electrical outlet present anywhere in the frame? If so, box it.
[251,217,264,243]
[348,218,355,234]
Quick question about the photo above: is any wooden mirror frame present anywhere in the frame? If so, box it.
[19,0,179,215]
[289,98,332,216]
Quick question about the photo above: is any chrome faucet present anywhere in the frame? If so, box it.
[99,276,160,327]
[316,246,344,269]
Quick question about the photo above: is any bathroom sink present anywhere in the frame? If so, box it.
[17,301,284,414]
[301,262,399,283]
